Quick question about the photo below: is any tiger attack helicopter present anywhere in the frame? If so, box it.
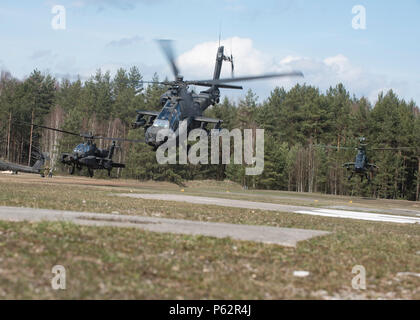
[316,137,416,183]
[25,123,142,178]
[132,40,304,149]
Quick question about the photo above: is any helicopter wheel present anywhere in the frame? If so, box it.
[68,165,75,175]
[88,168,94,178]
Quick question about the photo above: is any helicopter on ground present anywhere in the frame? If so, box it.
[25,123,142,178]
[316,137,415,183]
[0,152,48,177]
[132,40,304,149]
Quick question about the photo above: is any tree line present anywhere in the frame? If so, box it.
[1,68,419,200]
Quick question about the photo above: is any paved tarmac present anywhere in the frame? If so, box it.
[115,193,420,224]
[115,193,312,212]
[0,206,330,247]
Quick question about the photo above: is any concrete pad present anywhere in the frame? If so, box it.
[328,205,420,217]
[295,209,420,224]
[115,193,420,224]
[0,206,330,247]
[115,193,312,212]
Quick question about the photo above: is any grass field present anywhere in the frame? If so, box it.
[0,174,419,299]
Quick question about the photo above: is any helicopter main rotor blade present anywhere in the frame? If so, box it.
[141,80,243,90]
[313,144,355,151]
[93,136,144,143]
[141,81,171,86]
[186,81,243,90]
[16,121,82,138]
[193,71,304,85]
[372,147,417,151]
[157,39,180,80]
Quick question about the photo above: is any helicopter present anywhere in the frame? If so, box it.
[0,152,48,177]
[316,137,416,183]
[132,40,304,149]
[25,123,142,178]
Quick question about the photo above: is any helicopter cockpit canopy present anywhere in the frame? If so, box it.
[153,100,181,131]
[73,143,92,155]
[355,152,366,169]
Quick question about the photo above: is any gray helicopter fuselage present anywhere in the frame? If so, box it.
[144,85,218,146]
[354,148,368,172]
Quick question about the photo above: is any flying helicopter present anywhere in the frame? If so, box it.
[23,123,142,178]
[316,137,416,183]
[132,40,304,149]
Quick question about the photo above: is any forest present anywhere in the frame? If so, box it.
[0,68,419,201]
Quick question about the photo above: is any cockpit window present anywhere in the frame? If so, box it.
[356,153,365,163]
[355,153,366,168]
[73,144,91,154]
[158,101,172,119]
[153,119,170,129]
[153,101,181,130]
[170,103,181,130]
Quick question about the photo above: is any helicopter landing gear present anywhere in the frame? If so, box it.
[88,168,94,178]
[347,172,354,181]
[107,169,112,177]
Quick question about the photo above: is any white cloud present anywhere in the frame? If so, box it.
[177,37,271,79]
[176,37,416,104]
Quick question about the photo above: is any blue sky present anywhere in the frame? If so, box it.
[0,0,419,104]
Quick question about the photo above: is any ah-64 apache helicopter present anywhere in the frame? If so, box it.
[316,137,416,183]
[0,151,49,177]
[26,123,142,178]
[132,40,304,149]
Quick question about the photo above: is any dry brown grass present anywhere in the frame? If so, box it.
[0,173,419,299]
